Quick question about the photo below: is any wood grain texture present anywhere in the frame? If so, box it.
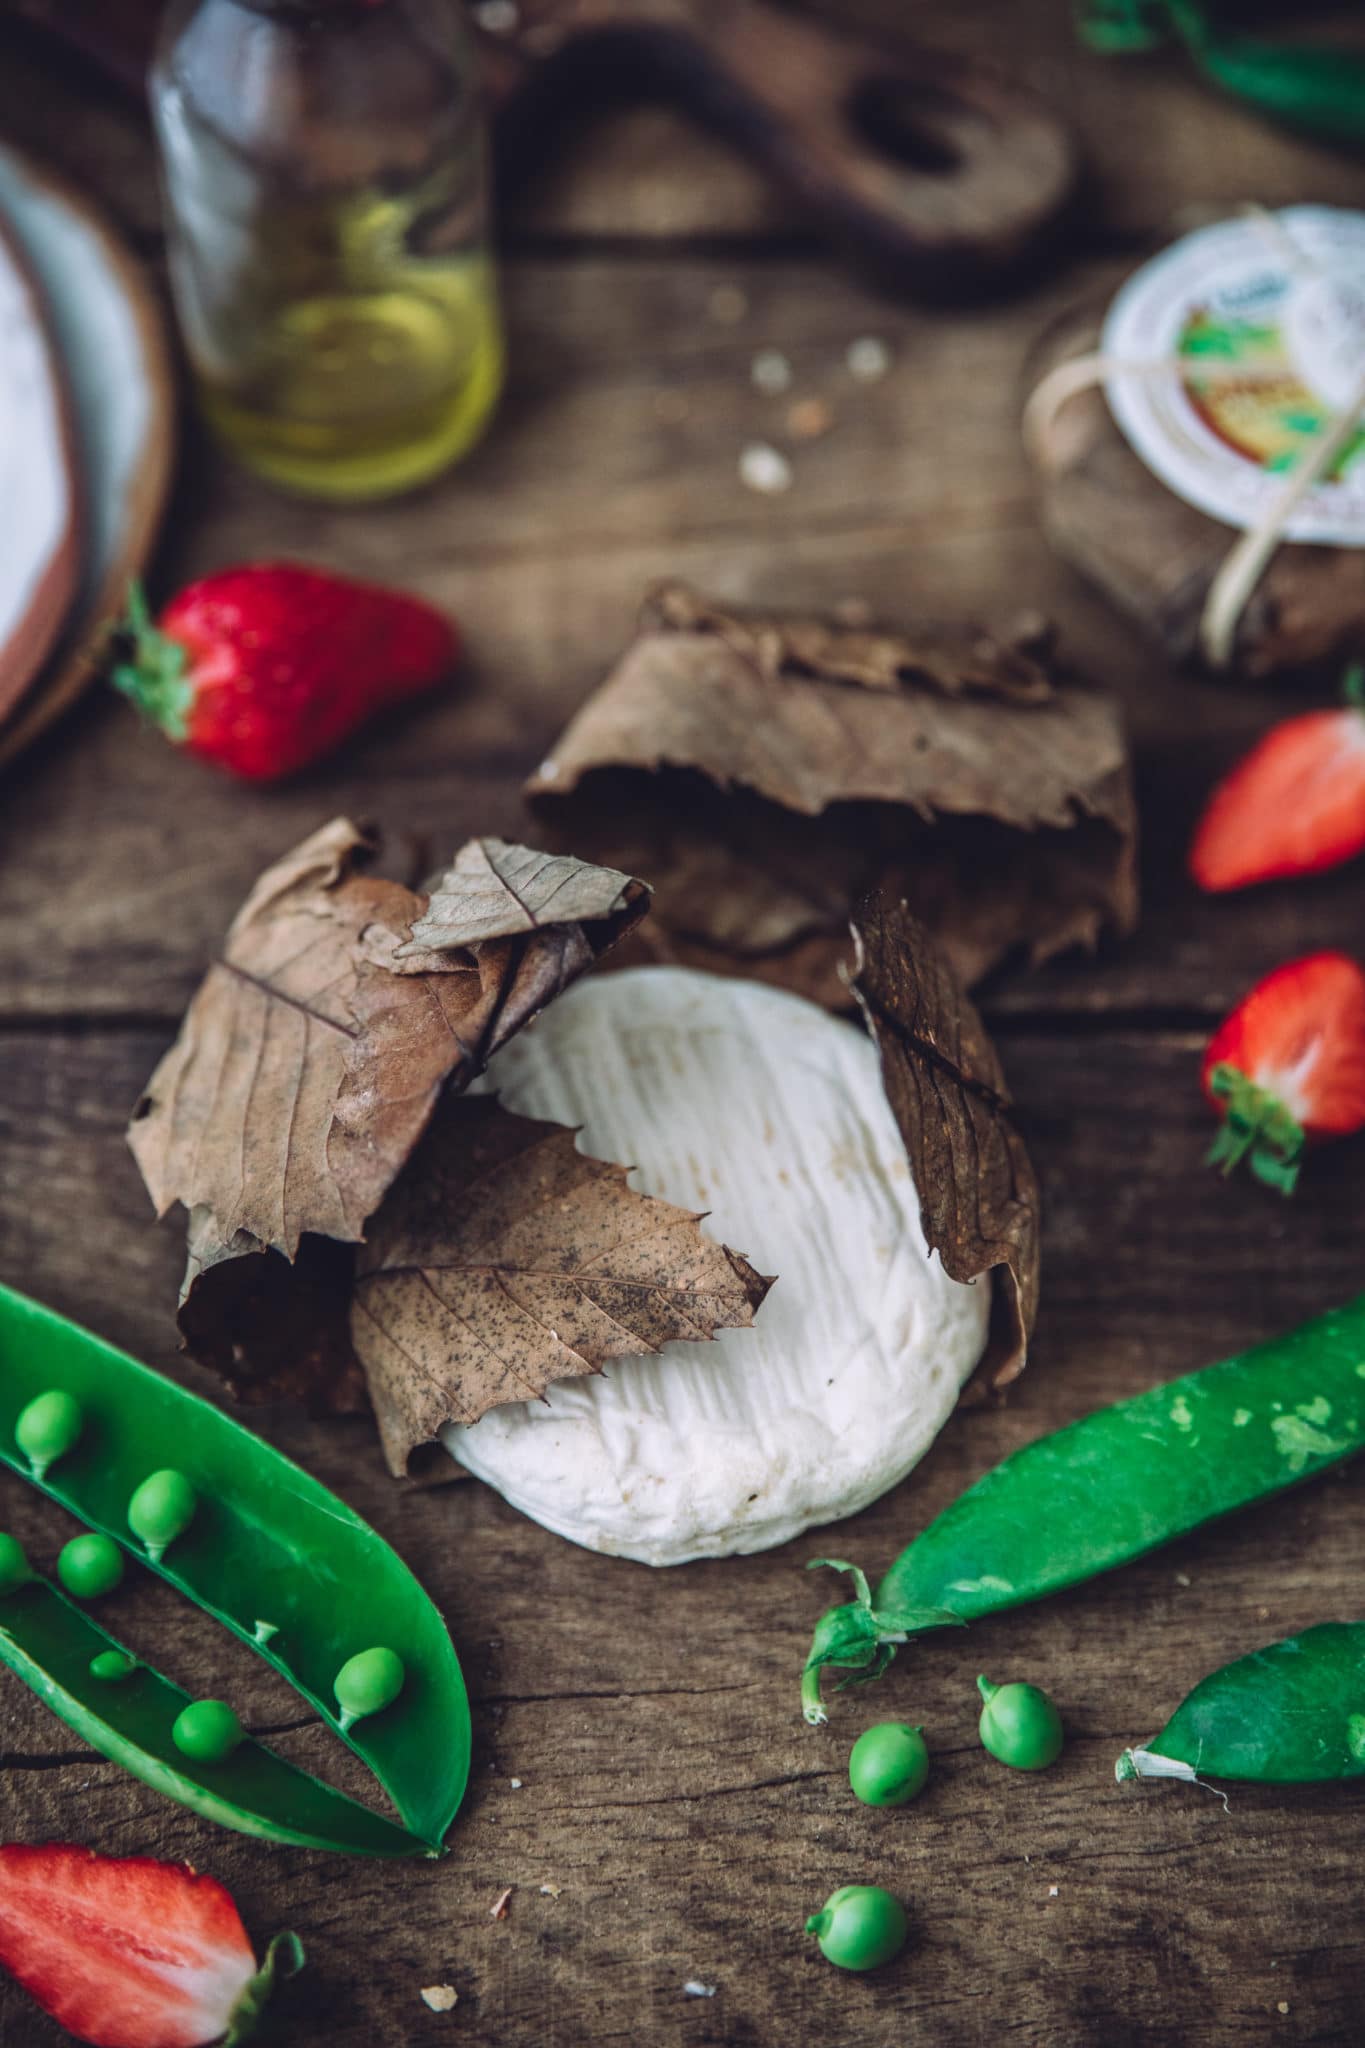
[3,16,1365,2046]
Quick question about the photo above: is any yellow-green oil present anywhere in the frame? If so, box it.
[191,172,504,502]
[199,253,504,502]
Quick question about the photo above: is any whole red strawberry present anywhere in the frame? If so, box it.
[1190,666,1365,892]
[112,564,456,780]
[0,1843,303,2048]
[1202,953,1365,1194]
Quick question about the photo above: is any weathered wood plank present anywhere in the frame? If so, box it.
[1,1024,1363,2046]
[0,252,1357,1026]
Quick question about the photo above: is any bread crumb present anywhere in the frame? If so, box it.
[739,444,792,494]
[539,1883,562,1897]
[846,336,891,382]
[421,1985,458,2012]
[490,1886,514,1921]
[682,1981,717,1998]
[708,286,748,324]
[751,350,792,394]
[1277,2002,1290,2015]
[1174,1572,1192,1588]
[1048,1886,1059,1898]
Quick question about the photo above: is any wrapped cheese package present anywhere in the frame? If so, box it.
[450,969,991,1565]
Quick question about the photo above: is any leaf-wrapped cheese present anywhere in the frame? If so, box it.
[446,968,993,1565]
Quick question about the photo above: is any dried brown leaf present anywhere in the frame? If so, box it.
[527,584,1137,1002]
[129,819,651,1410]
[395,837,643,957]
[849,886,1040,1394]
[350,1094,773,1475]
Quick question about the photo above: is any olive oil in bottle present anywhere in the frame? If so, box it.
[151,0,503,501]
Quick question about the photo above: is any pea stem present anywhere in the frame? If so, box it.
[805,1911,832,1937]
[801,1665,828,1725]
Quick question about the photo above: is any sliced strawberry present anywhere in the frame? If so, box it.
[1190,670,1365,893]
[1202,953,1365,1193]
[0,1843,302,2048]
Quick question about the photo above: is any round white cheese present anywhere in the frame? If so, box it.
[446,967,989,1565]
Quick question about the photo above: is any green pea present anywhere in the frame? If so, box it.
[56,1533,124,1601]
[334,1647,405,1731]
[805,1885,908,1971]
[128,1468,197,1561]
[0,1534,31,1596]
[977,1675,1063,1770]
[15,1390,82,1478]
[848,1721,930,1807]
[90,1649,138,1683]
[172,1699,244,1764]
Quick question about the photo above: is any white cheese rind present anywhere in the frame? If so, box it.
[446,968,988,1565]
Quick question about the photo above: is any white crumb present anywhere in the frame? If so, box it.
[739,444,792,494]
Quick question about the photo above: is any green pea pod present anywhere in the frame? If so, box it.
[803,1296,1365,1721]
[1117,1620,1365,1785]
[0,1284,469,1851]
[1076,0,1365,147]
[0,1575,423,1855]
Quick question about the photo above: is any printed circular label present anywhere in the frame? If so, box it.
[1101,206,1365,545]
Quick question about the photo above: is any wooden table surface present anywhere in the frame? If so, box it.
[3,7,1365,2044]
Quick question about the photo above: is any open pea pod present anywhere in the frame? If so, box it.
[803,1295,1365,1721]
[1118,1620,1365,1786]
[0,1284,469,1852]
[0,1575,423,1855]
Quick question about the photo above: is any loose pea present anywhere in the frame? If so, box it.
[90,1650,138,1683]
[128,1469,197,1561]
[977,1675,1063,1770]
[172,1699,244,1764]
[15,1390,82,1478]
[334,1647,405,1731]
[806,1885,909,1971]
[57,1534,124,1601]
[848,1722,930,1807]
[0,1534,31,1596]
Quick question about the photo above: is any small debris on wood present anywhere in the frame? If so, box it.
[1277,2002,1290,2015]
[1174,1572,1192,1587]
[539,1883,562,1898]
[846,336,892,382]
[490,1886,514,1921]
[739,444,792,495]
[510,1777,523,1789]
[786,396,833,440]
[708,286,748,325]
[751,349,792,394]
[1048,1886,1060,1897]
[421,1986,458,2013]
[682,1981,717,1998]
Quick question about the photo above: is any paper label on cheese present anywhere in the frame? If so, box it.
[445,968,989,1567]
[1101,206,1365,545]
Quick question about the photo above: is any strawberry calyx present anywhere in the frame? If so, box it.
[223,1930,306,2047]
[109,582,194,742]
[1205,1061,1305,1195]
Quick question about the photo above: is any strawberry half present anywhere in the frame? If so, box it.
[0,1843,303,2048]
[1190,668,1365,892]
[1202,952,1365,1193]
[112,563,457,781]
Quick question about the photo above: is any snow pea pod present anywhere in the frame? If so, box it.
[803,1295,1365,1721]
[0,1573,423,1855]
[1117,1620,1365,1786]
[0,1284,469,1850]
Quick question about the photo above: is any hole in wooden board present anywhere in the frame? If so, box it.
[846,79,966,176]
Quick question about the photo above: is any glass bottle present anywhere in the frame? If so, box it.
[150,0,504,501]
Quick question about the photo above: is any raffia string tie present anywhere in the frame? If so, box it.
[1024,331,1365,671]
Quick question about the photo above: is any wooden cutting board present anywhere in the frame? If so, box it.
[10,0,1078,296]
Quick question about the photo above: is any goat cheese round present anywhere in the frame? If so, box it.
[446,968,989,1565]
